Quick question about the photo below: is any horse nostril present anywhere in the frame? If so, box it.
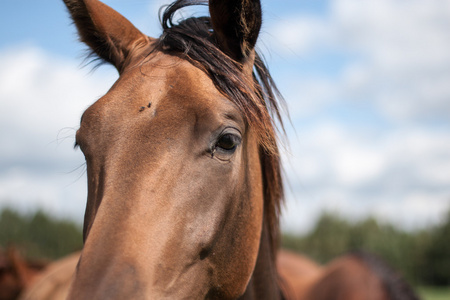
[199,248,211,260]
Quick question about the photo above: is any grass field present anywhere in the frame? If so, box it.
[418,286,450,300]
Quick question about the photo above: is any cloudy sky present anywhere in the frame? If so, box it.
[1,0,449,234]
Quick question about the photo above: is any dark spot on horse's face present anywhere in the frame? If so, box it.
[139,106,146,112]
[199,248,211,260]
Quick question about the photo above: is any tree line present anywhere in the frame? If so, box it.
[0,208,83,260]
[1,207,449,287]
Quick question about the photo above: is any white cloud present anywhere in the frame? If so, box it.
[0,45,116,161]
[0,168,86,221]
[0,44,117,220]
[281,122,450,234]
[265,0,450,122]
[268,16,330,57]
[332,0,450,69]
[281,76,338,118]
[262,1,450,233]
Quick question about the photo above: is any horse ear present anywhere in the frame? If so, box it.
[63,0,151,73]
[209,0,262,64]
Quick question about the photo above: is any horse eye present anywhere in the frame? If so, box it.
[216,133,240,151]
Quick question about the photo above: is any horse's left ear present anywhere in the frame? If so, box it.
[63,0,152,73]
[209,0,262,66]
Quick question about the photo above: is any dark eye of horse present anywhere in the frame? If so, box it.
[216,133,240,151]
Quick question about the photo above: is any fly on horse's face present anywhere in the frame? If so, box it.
[64,0,284,299]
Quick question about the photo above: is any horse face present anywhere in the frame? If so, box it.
[64,0,265,298]
[73,54,264,298]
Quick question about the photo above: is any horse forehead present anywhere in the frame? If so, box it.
[88,53,230,121]
[78,52,244,146]
[141,54,227,107]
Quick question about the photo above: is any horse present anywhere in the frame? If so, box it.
[277,250,420,300]
[16,249,421,300]
[61,0,421,299]
[63,0,285,298]
[276,250,323,300]
[0,247,46,300]
[18,252,80,300]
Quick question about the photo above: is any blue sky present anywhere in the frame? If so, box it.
[1,0,450,234]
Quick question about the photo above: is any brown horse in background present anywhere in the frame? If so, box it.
[0,247,46,300]
[19,252,79,300]
[277,250,420,300]
[277,250,323,299]
[60,0,420,299]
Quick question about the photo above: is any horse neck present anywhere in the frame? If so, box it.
[239,217,283,300]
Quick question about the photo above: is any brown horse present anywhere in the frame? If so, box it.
[19,252,80,300]
[63,0,284,298]
[61,0,421,299]
[276,250,323,300]
[277,250,420,300]
[0,247,46,300]
[16,249,421,300]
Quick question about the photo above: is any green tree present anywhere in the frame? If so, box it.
[0,207,83,260]
[421,211,450,286]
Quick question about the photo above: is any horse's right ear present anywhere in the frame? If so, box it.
[63,0,152,73]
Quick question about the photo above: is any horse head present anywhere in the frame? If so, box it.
[63,0,284,298]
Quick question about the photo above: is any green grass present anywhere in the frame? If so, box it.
[418,286,450,300]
